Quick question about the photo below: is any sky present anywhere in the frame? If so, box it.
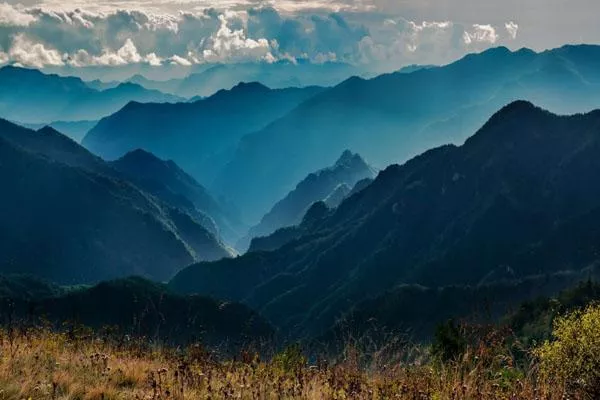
[0,0,597,74]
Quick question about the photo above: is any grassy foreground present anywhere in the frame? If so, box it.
[0,324,579,400]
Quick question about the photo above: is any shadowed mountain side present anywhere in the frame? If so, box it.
[213,45,600,221]
[111,149,245,245]
[83,83,325,188]
[247,180,373,253]
[0,66,182,124]
[2,120,238,248]
[0,121,113,175]
[171,102,600,338]
[248,201,332,253]
[0,120,231,284]
[237,151,376,252]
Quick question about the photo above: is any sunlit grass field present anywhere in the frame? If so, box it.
[3,305,597,400]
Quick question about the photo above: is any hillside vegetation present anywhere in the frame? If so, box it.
[171,102,600,338]
[0,120,231,283]
[0,311,592,400]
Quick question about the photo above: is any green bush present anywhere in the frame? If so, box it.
[536,304,600,398]
[272,343,307,373]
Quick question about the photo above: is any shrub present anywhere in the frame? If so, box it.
[272,343,307,373]
[536,304,600,398]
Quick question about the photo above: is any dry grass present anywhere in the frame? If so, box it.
[0,327,576,400]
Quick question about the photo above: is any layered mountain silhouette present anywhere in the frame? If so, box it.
[128,61,359,98]
[248,201,332,254]
[83,82,325,187]
[0,276,273,348]
[0,120,231,284]
[171,101,600,338]
[238,151,376,252]
[111,149,245,245]
[213,45,600,222]
[0,66,182,124]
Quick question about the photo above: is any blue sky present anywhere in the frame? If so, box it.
[0,0,596,71]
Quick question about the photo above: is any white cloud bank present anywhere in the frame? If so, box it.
[0,2,521,70]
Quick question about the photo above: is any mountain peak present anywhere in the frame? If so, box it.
[37,125,79,144]
[490,100,541,121]
[37,126,62,136]
[335,150,367,168]
[480,46,512,57]
[464,101,555,150]
[119,148,164,167]
[232,81,270,92]
[114,82,144,91]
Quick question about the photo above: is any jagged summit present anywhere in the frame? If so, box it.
[335,150,356,165]
[334,150,370,169]
[237,150,377,252]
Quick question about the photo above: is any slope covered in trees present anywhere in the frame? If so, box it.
[172,101,600,337]
[0,120,231,283]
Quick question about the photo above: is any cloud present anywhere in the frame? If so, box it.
[463,24,498,45]
[356,18,471,69]
[194,13,274,63]
[67,38,163,66]
[505,21,518,40]
[0,3,36,26]
[168,54,192,66]
[9,33,64,67]
[0,2,522,72]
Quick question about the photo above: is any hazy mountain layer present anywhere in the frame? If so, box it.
[171,102,600,337]
[239,151,376,252]
[214,45,600,222]
[128,61,360,98]
[0,66,182,124]
[84,82,325,188]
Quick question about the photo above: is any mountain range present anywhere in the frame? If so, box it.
[6,44,600,346]
[83,82,325,187]
[0,66,182,124]
[79,45,600,224]
[0,119,231,284]
[125,61,361,98]
[170,101,600,338]
[212,45,600,222]
[238,150,376,251]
